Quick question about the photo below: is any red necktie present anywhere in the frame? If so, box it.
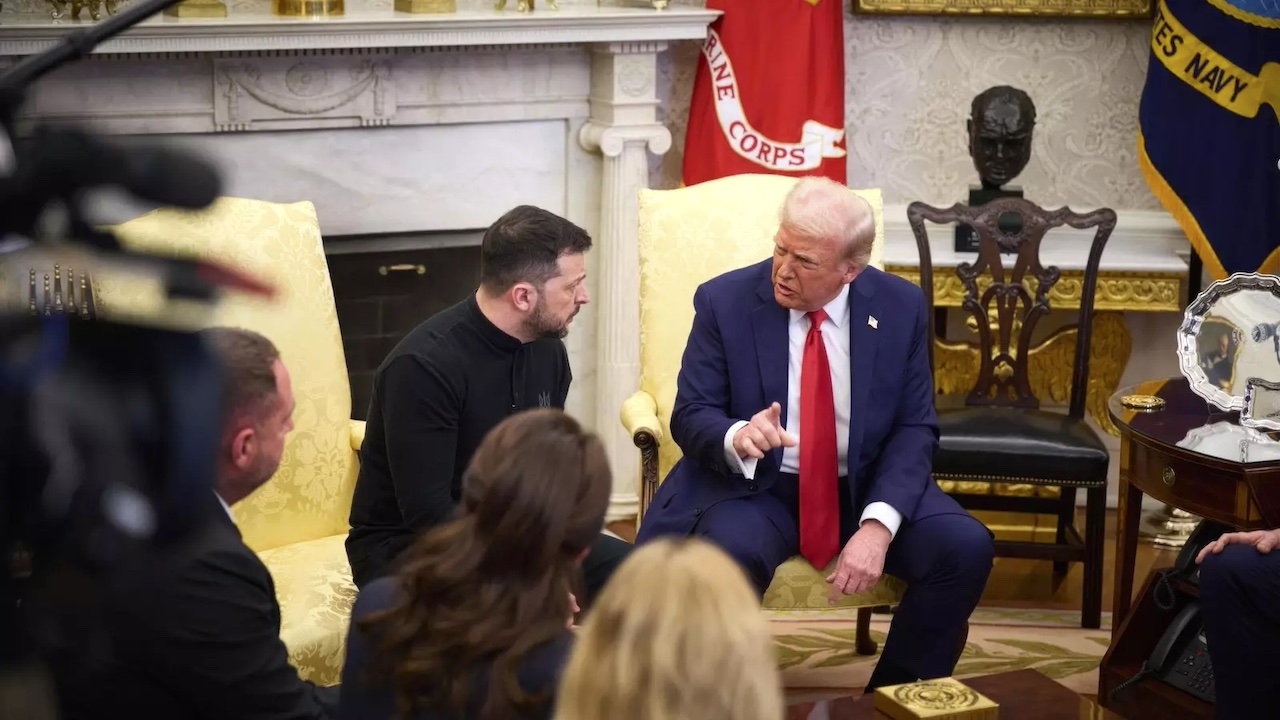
[799,309,840,569]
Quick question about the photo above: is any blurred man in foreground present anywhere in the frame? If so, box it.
[52,327,337,720]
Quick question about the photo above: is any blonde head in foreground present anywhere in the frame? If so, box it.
[555,537,783,720]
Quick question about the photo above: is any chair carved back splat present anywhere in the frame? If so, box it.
[907,198,1116,419]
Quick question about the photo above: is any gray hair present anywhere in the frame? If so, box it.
[778,176,875,268]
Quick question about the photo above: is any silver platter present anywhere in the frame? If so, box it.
[1242,377,1280,432]
[1176,272,1280,413]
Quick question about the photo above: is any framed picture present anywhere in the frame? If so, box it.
[851,0,1153,19]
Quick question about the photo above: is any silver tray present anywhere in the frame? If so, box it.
[1243,377,1280,431]
[1177,420,1280,464]
[1176,272,1280,412]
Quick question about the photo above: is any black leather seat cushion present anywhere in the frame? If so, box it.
[934,407,1109,487]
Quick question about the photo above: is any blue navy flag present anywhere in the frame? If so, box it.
[1139,0,1280,279]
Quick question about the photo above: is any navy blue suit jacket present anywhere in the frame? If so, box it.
[640,260,952,539]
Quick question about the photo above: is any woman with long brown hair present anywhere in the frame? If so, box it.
[337,408,612,720]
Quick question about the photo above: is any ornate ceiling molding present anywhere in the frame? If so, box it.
[0,6,719,56]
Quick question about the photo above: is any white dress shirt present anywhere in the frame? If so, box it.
[722,284,904,541]
[215,492,234,521]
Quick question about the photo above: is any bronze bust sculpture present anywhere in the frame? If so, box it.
[967,86,1036,190]
[955,86,1037,251]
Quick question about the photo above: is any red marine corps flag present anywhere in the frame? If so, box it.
[681,0,847,186]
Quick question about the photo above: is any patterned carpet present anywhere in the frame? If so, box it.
[771,607,1111,696]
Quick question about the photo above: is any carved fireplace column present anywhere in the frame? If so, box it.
[579,41,672,522]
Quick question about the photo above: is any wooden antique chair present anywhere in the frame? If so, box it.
[621,174,906,657]
[907,197,1115,630]
[95,198,364,685]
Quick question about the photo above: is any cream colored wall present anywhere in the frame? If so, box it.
[649,11,1184,510]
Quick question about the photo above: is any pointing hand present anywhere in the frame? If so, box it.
[733,402,798,459]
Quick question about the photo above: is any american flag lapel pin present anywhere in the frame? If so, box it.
[868,316,878,329]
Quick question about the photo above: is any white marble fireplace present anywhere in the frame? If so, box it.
[0,3,720,520]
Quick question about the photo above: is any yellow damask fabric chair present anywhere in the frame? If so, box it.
[622,174,906,657]
[95,198,361,687]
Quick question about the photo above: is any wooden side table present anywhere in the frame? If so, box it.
[1099,376,1280,718]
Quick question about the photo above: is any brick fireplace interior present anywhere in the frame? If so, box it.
[328,242,481,420]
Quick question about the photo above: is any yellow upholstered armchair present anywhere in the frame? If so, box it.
[622,174,906,656]
[95,198,361,687]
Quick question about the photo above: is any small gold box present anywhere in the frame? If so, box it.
[873,677,999,720]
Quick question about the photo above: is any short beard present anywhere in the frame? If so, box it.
[522,299,569,340]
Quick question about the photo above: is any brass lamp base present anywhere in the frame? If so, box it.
[274,0,343,16]
[1140,504,1202,549]
[164,0,227,16]
[395,0,455,12]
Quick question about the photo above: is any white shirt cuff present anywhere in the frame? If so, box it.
[860,502,902,541]
[722,420,758,480]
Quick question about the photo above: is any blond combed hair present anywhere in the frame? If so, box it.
[555,538,784,720]
[779,175,876,268]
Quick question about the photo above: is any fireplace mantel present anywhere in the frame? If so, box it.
[0,7,717,56]
[0,4,720,520]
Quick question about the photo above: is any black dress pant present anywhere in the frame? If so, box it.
[1199,543,1280,719]
[579,533,633,608]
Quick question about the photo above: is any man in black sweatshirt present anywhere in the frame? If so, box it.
[345,205,632,602]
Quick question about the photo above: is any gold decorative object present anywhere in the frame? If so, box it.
[394,0,452,12]
[852,0,1150,18]
[873,677,999,719]
[889,267,1184,314]
[45,0,118,20]
[165,0,228,17]
[1141,504,1202,548]
[24,264,95,320]
[275,0,343,15]
[1121,394,1167,411]
[495,0,555,12]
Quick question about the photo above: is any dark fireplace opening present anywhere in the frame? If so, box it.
[327,235,482,419]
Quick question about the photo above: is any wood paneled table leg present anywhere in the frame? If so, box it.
[1111,441,1144,640]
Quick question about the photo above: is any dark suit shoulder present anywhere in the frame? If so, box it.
[183,538,272,591]
[860,266,925,306]
[697,258,771,297]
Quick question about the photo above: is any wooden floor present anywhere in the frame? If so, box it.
[608,508,1179,612]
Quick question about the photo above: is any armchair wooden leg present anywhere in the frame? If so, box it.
[855,607,878,656]
[1081,484,1106,630]
[1053,486,1078,576]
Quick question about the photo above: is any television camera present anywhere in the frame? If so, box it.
[0,2,276,714]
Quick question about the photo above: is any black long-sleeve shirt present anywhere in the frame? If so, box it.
[345,295,571,587]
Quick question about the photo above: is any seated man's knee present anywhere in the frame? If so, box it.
[1199,544,1256,597]
[696,526,776,597]
[940,515,995,581]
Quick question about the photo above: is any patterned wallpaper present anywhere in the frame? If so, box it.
[654,13,1162,212]
[3,0,1159,211]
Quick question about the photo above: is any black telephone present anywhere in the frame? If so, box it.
[1151,602,1216,703]
[1110,602,1216,704]
[1111,520,1234,705]
[1153,520,1233,610]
